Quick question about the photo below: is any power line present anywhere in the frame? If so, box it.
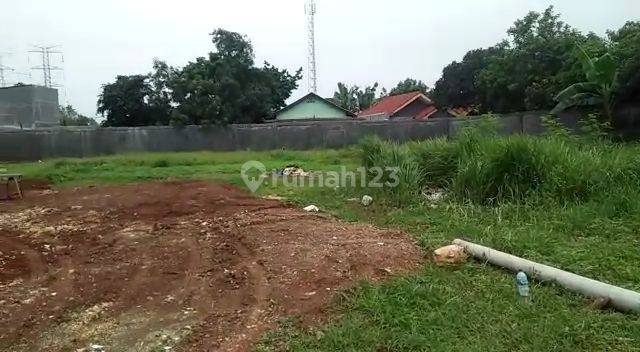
[305,0,317,93]
[29,45,63,88]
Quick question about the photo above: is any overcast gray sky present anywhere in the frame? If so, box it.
[1,0,638,117]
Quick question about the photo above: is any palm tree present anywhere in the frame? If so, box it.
[332,83,359,112]
[332,82,380,112]
[552,47,618,122]
[355,83,378,111]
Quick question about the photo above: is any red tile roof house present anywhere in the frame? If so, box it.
[357,91,438,121]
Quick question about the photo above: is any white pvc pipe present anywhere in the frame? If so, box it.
[453,238,640,313]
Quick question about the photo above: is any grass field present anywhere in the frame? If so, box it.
[3,125,640,351]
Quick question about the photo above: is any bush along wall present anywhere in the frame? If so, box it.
[360,115,640,209]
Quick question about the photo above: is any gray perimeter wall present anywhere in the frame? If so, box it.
[0,111,595,162]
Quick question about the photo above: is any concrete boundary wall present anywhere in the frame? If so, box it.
[0,112,578,162]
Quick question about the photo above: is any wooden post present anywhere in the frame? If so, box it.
[0,174,24,200]
[12,177,22,199]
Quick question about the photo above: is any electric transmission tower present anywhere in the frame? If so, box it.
[0,53,14,88]
[29,45,63,88]
[305,0,317,93]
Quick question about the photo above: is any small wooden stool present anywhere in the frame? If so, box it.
[0,174,23,200]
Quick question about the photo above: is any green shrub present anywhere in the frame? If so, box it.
[454,136,578,204]
[541,114,572,139]
[410,138,460,189]
[151,159,170,168]
[360,135,388,170]
[359,118,640,208]
[359,136,435,206]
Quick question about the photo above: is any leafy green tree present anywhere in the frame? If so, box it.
[148,59,174,119]
[552,48,619,122]
[431,47,504,109]
[332,82,379,112]
[607,21,640,96]
[389,78,429,96]
[431,8,637,114]
[356,83,379,110]
[98,29,301,126]
[169,29,302,124]
[97,75,170,127]
[97,58,175,127]
[477,6,607,112]
[59,105,98,126]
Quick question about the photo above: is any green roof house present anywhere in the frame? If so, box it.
[275,92,355,121]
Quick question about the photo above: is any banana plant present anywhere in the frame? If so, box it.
[332,82,359,113]
[552,47,618,122]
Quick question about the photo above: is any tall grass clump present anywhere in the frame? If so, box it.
[454,136,546,204]
[410,138,460,189]
[359,115,640,207]
[359,136,425,206]
[360,135,388,170]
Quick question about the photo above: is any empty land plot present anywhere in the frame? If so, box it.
[0,180,422,351]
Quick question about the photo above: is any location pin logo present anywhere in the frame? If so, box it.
[241,160,266,193]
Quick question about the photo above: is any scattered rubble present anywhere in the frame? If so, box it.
[89,344,105,352]
[303,205,319,212]
[361,195,373,206]
[433,244,468,265]
[274,165,309,177]
[262,195,285,201]
[284,166,309,176]
[423,188,446,202]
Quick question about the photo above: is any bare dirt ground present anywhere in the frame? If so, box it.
[0,181,423,351]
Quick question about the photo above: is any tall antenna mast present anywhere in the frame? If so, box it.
[0,53,14,88]
[29,45,63,88]
[305,0,317,93]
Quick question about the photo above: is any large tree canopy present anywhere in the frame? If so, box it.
[97,74,171,127]
[607,21,640,98]
[431,46,504,110]
[388,78,429,96]
[97,29,301,126]
[170,29,302,124]
[479,7,608,112]
[430,6,639,114]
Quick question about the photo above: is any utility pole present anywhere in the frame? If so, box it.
[305,0,317,93]
[0,53,14,88]
[29,45,63,88]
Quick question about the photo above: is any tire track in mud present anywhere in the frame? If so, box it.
[216,219,271,352]
[0,234,48,283]
[0,231,84,345]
